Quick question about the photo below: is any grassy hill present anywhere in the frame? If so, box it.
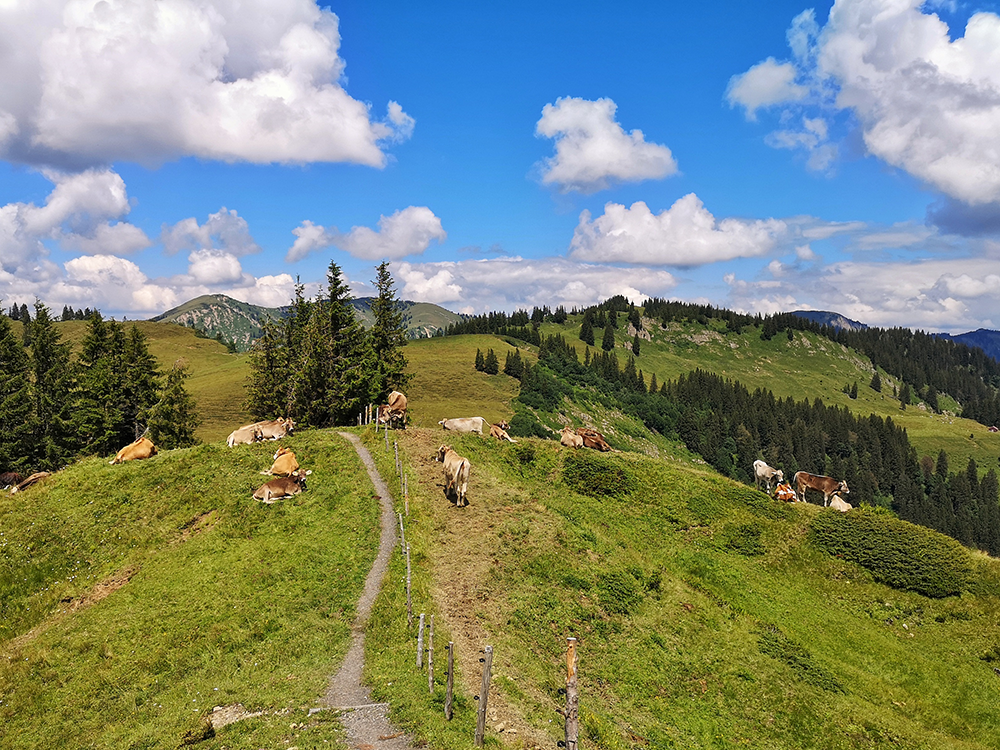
[7,304,1000,748]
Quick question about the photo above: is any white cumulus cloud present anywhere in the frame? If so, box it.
[161,208,261,257]
[0,0,412,168]
[535,97,677,193]
[286,207,446,262]
[569,194,786,266]
[726,58,808,119]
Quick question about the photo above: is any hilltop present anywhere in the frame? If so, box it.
[151,293,464,351]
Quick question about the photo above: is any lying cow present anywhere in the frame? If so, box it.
[436,445,471,507]
[774,482,797,502]
[11,471,52,494]
[793,471,850,506]
[439,416,489,434]
[753,459,784,493]
[577,427,612,452]
[254,417,295,440]
[110,436,157,464]
[828,494,853,512]
[227,424,263,447]
[489,422,516,443]
[262,447,300,476]
[1,472,24,490]
[560,426,584,448]
[253,470,308,504]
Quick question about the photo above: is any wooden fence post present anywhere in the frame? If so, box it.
[404,475,409,516]
[475,646,493,747]
[406,544,413,629]
[398,512,405,553]
[565,637,579,750]
[428,615,435,693]
[417,613,425,669]
[445,641,454,720]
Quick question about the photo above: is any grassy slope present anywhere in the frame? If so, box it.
[361,428,1000,750]
[0,431,379,749]
[543,317,1000,474]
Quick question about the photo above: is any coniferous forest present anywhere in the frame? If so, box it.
[0,302,199,473]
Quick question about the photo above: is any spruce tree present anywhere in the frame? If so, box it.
[0,312,32,472]
[27,302,76,468]
[602,321,615,351]
[321,261,376,424]
[899,382,911,409]
[483,348,499,375]
[369,260,410,398]
[632,333,641,357]
[870,371,882,392]
[147,361,201,449]
[579,317,595,346]
[73,313,123,455]
[121,324,161,439]
[475,348,485,371]
[850,382,858,399]
[245,319,291,419]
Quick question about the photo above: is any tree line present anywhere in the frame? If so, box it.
[0,302,199,473]
[243,261,409,427]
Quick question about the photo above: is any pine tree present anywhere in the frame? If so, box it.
[649,372,658,394]
[475,348,485,371]
[369,261,410,399]
[579,316,594,346]
[483,348,499,375]
[504,349,524,379]
[850,382,858,399]
[870,371,882,392]
[147,361,201,449]
[19,304,31,347]
[632,333,641,357]
[602,321,615,351]
[321,261,376,424]
[121,324,161,439]
[244,319,291,419]
[899,382,911,410]
[0,312,32,472]
[73,313,123,455]
[27,302,77,468]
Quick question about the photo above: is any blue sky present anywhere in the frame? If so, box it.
[2,0,1000,333]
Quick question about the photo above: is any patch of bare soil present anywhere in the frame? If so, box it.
[401,429,556,749]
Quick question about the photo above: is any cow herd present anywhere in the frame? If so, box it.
[753,459,853,511]
[224,417,310,503]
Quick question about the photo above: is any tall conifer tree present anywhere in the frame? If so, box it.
[27,302,76,468]
[369,261,410,398]
[0,312,31,471]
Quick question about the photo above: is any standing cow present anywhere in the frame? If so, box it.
[436,445,471,507]
[752,460,784,493]
[793,471,850,506]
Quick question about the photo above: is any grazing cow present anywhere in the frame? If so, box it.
[829,494,853,512]
[560,426,584,448]
[253,470,308,504]
[110,436,157,465]
[263,447,300,476]
[753,460,784,493]
[576,427,612,452]
[435,445,471,507]
[439,416,489,434]
[793,471,850,506]
[489,423,516,443]
[227,424,263,447]
[774,482,797,502]
[11,471,52,494]
[254,418,295,440]
[1,472,24,490]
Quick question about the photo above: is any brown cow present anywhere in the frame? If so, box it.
[110,436,157,464]
[254,417,295,440]
[489,423,516,442]
[436,445,471,507]
[262,446,300,476]
[576,427,612,452]
[376,391,408,429]
[11,471,52,494]
[793,471,850,506]
[1,472,24,490]
[253,470,308,504]
[560,426,584,448]
[227,424,263,447]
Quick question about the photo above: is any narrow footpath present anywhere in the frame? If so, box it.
[319,432,413,749]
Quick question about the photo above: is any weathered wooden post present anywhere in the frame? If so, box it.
[404,475,409,516]
[398,512,405,552]
[565,637,579,750]
[417,613,425,669]
[475,646,493,747]
[445,641,454,720]
[394,441,399,477]
[406,544,413,629]
[428,615,435,693]
[385,424,389,450]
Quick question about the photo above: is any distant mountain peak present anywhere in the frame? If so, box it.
[790,310,868,332]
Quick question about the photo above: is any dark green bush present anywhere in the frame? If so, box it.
[757,625,844,693]
[597,570,643,615]
[562,450,637,499]
[507,411,551,439]
[810,507,973,598]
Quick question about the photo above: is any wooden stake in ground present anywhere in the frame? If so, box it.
[398,512,405,553]
[406,544,413,630]
[565,637,579,750]
[428,615,435,694]
[475,646,493,747]
[445,641,454,720]
[417,613,425,669]
[404,475,409,516]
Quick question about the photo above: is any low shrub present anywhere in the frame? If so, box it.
[719,521,766,556]
[562,450,637,499]
[809,507,973,598]
[597,570,643,615]
[757,625,845,693]
[507,410,551,439]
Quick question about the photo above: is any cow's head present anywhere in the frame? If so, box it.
[290,469,309,488]
[775,469,784,482]
[273,446,294,460]
[435,445,451,462]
